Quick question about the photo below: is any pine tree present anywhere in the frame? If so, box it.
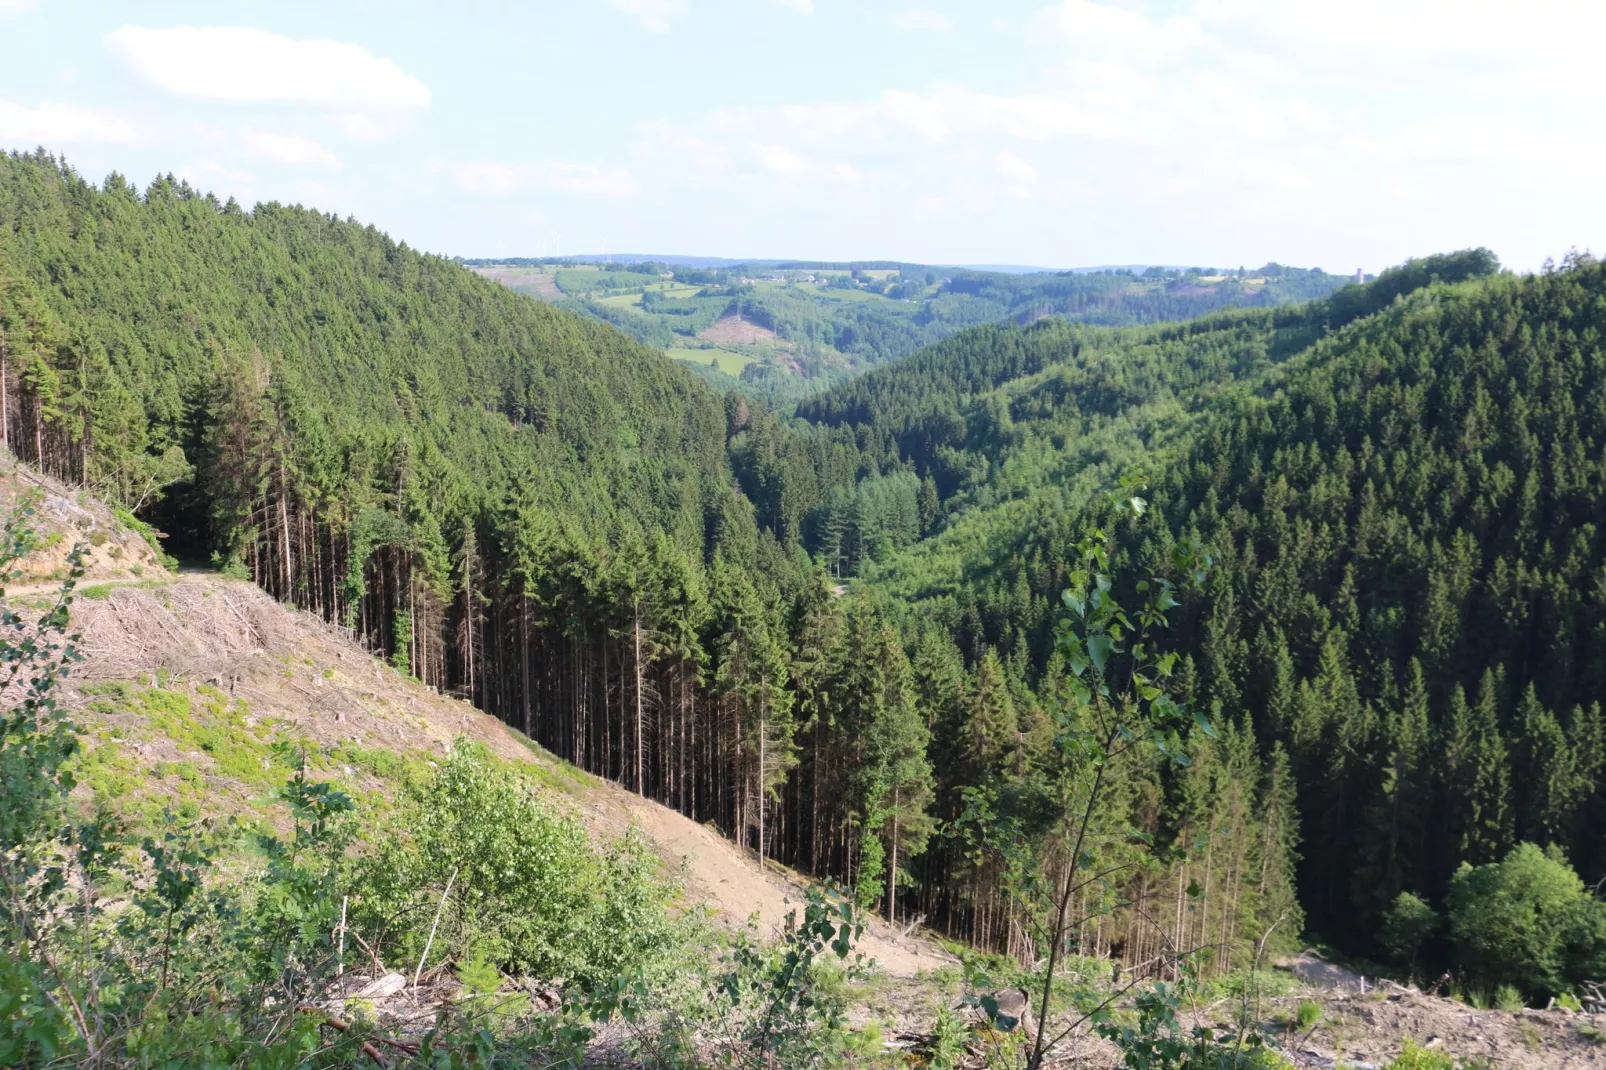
[1462,671,1514,864]
[859,625,935,922]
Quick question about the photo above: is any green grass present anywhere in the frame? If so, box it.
[667,347,757,377]
[79,578,170,600]
[816,286,902,304]
[555,268,660,294]
[596,291,644,308]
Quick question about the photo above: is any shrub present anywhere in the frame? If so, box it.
[352,741,682,992]
[1381,892,1439,973]
[1446,842,1606,999]
[1295,999,1321,1030]
[1494,984,1525,1011]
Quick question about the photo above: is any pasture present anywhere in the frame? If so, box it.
[667,347,757,377]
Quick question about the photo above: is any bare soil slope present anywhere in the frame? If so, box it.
[699,314,782,346]
[44,568,951,977]
[0,457,164,584]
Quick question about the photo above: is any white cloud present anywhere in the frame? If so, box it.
[455,161,637,197]
[0,0,36,12]
[456,162,522,195]
[749,143,863,184]
[330,113,408,141]
[891,9,954,32]
[106,26,430,113]
[0,99,141,144]
[542,163,636,196]
[240,130,340,168]
[640,122,733,171]
[774,0,813,12]
[995,151,1037,187]
[753,143,807,174]
[606,0,690,33]
[175,159,255,190]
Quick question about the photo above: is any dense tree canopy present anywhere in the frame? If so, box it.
[9,147,1604,982]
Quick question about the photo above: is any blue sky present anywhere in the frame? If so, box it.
[1,1,1599,271]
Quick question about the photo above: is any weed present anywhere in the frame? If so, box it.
[1384,1038,1457,1070]
[1494,984,1525,1011]
[923,1007,970,1068]
[1295,999,1321,1030]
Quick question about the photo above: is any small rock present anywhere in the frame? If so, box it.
[356,972,407,999]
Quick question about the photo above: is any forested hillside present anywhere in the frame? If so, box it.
[794,249,1606,963]
[9,148,1606,997]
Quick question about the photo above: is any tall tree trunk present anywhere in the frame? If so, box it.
[887,789,900,923]
[634,598,645,794]
[758,707,767,860]
[1,344,9,450]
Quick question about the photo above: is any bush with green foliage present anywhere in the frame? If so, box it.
[352,740,683,992]
[1380,892,1440,975]
[1445,842,1606,1000]
[1092,976,1287,1070]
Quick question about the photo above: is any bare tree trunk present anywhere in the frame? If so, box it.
[1,344,9,449]
[633,598,645,794]
[887,789,900,923]
[757,705,767,860]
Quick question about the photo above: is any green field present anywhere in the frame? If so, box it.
[594,282,705,309]
[667,347,756,376]
[816,286,905,304]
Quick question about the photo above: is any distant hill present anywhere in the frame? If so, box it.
[463,254,1360,406]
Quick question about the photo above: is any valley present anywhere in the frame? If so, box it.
[2,148,1604,1067]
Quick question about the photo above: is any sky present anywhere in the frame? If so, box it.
[0,0,1600,272]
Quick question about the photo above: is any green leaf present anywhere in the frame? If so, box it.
[1087,635,1115,674]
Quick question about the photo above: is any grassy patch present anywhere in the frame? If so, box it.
[668,347,757,376]
[79,578,169,600]
[513,734,596,796]
[70,679,437,833]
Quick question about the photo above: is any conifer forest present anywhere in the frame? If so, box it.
[7,141,1606,1065]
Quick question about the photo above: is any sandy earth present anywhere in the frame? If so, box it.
[472,267,562,301]
[699,314,782,346]
[1251,952,1606,1068]
[0,459,164,584]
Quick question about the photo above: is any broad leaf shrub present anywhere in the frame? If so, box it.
[350,740,686,992]
[1445,841,1606,1002]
